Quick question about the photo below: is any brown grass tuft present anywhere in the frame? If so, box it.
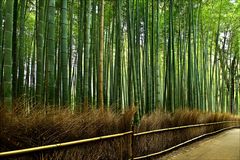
[134,109,239,157]
[0,107,239,159]
[0,108,135,159]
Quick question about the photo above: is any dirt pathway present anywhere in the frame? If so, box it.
[160,128,240,160]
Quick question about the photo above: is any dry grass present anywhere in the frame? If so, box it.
[0,107,239,159]
[134,109,240,158]
[0,107,135,159]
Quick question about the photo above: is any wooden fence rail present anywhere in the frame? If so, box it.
[133,125,239,159]
[0,131,133,158]
[134,121,237,137]
[0,121,239,159]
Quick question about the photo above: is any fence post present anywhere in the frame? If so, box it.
[129,125,134,160]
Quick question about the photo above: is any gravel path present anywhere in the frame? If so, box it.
[160,128,240,160]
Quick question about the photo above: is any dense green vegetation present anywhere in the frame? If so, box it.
[0,0,239,117]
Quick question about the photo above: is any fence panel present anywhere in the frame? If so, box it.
[0,121,239,159]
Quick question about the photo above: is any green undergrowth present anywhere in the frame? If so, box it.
[0,108,239,159]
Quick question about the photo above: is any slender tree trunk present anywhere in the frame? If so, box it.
[151,0,155,110]
[3,0,14,109]
[0,0,3,104]
[76,0,84,108]
[60,0,69,106]
[187,0,193,108]
[98,0,104,110]
[30,32,36,105]
[46,0,56,105]
[18,0,26,98]
[83,0,91,110]
[114,0,123,110]
[144,0,150,113]
[12,0,18,100]
[155,0,161,108]
[230,56,236,113]
[170,0,175,111]
[127,0,132,107]
[68,0,74,106]
[36,0,45,105]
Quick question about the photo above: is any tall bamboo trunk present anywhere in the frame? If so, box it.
[46,0,56,105]
[12,0,18,100]
[76,0,84,108]
[18,0,26,98]
[36,0,45,105]
[98,0,104,110]
[83,0,91,111]
[3,0,14,109]
[0,0,3,104]
[60,0,69,106]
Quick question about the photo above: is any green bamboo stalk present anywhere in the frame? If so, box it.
[12,0,18,100]
[113,0,123,110]
[68,0,74,106]
[18,0,26,98]
[98,0,104,110]
[0,0,3,103]
[83,0,91,110]
[144,0,150,113]
[60,0,69,106]
[187,0,193,109]
[151,0,155,110]
[36,0,45,104]
[46,0,56,105]
[155,0,161,108]
[76,0,84,107]
[3,0,14,109]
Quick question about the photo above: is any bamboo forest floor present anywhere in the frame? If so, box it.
[160,128,240,160]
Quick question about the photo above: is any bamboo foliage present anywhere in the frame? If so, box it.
[0,0,239,115]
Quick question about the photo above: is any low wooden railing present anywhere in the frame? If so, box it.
[0,130,133,159]
[133,121,240,159]
[0,121,239,159]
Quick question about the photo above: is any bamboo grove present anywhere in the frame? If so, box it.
[0,0,239,117]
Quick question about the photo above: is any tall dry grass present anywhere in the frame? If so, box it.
[0,107,239,159]
[134,109,240,158]
[0,107,135,159]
